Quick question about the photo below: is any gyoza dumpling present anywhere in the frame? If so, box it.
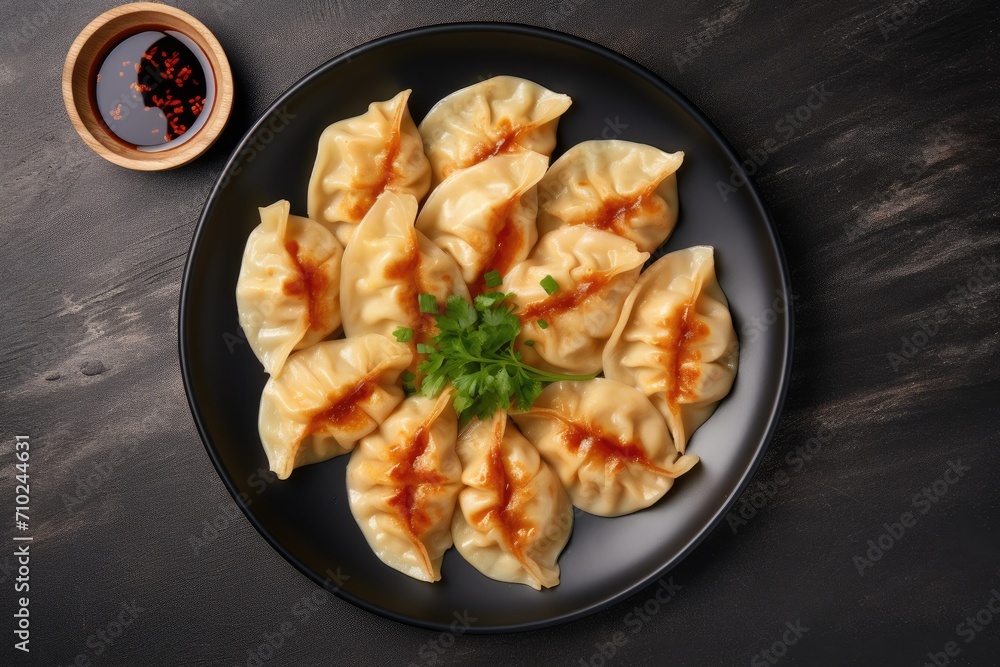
[236,200,343,377]
[341,192,470,373]
[258,334,412,479]
[511,379,699,517]
[501,226,648,375]
[307,90,431,246]
[537,140,684,253]
[603,246,738,453]
[419,76,571,186]
[452,412,572,590]
[415,151,548,295]
[347,391,463,582]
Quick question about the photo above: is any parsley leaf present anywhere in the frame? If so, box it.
[416,291,594,424]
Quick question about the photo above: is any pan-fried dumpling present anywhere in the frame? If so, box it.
[537,140,684,253]
[501,226,648,375]
[236,200,343,377]
[603,246,738,453]
[347,391,463,582]
[451,412,572,590]
[341,192,470,373]
[511,379,699,517]
[307,89,431,246]
[415,151,548,295]
[258,334,412,479]
[419,76,571,186]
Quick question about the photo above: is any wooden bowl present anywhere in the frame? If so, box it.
[62,2,234,171]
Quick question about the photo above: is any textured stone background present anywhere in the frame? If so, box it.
[1,0,998,664]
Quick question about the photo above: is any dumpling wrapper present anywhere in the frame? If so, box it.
[512,379,699,517]
[419,75,571,186]
[347,391,463,582]
[501,226,648,375]
[537,140,684,253]
[341,191,470,374]
[603,246,738,453]
[452,412,573,590]
[258,334,412,479]
[415,151,548,295]
[307,89,431,246]
[236,200,343,377]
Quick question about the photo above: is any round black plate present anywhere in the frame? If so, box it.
[179,23,793,632]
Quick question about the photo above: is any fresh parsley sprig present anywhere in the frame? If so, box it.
[416,292,594,424]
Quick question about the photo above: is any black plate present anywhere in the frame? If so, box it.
[179,23,793,632]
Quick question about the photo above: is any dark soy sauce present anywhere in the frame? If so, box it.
[93,29,214,149]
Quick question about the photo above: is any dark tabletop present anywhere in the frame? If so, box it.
[2,0,998,665]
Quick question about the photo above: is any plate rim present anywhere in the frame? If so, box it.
[178,20,795,633]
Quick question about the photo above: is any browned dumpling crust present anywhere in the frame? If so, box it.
[603,246,738,453]
[340,192,470,375]
[258,335,412,479]
[502,226,648,375]
[308,90,431,246]
[236,199,343,377]
[513,379,698,517]
[347,391,463,582]
[418,76,571,187]
[537,140,683,253]
[451,412,573,590]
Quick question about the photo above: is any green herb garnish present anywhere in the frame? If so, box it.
[524,340,535,347]
[537,319,549,329]
[416,293,593,424]
[483,270,503,288]
[393,326,414,343]
[540,275,559,295]
[418,293,438,314]
[400,370,417,395]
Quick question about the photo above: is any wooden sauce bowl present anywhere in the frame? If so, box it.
[62,2,234,170]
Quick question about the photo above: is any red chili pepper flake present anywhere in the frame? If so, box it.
[95,31,210,146]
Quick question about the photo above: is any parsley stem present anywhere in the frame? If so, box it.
[504,345,594,382]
